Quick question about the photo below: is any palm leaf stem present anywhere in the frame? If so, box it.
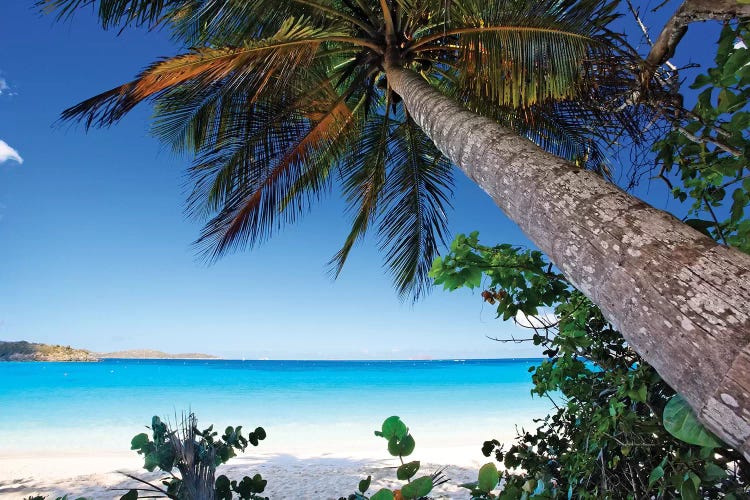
[408,26,595,53]
[290,35,383,53]
[414,45,460,52]
[380,0,398,46]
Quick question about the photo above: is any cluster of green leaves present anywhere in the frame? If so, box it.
[654,22,750,253]
[431,233,750,499]
[124,414,268,500]
[341,416,447,500]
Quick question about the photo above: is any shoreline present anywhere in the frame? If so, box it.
[0,356,547,362]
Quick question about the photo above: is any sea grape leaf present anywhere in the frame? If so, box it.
[215,475,232,500]
[358,475,371,493]
[388,434,415,457]
[130,433,150,451]
[370,489,394,500]
[478,462,499,492]
[377,416,407,440]
[663,395,724,448]
[400,476,433,499]
[120,491,138,500]
[396,461,420,480]
[684,219,715,238]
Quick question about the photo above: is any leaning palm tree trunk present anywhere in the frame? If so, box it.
[385,64,750,459]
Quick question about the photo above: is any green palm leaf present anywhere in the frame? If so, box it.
[408,0,619,109]
[61,17,360,128]
[38,0,189,29]
[194,87,359,259]
[379,117,453,299]
[331,90,393,276]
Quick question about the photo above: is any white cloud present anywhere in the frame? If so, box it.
[0,140,23,164]
[515,310,558,329]
[0,74,17,96]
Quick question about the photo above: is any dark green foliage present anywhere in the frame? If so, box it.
[654,22,750,254]
[432,233,750,499]
[215,474,268,500]
[359,476,372,493]
[122,413,268,500]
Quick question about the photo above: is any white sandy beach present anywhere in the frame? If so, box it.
[0,408,535,499]
[0,446,493,499]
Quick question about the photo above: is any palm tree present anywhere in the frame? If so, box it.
[44,0,750,458]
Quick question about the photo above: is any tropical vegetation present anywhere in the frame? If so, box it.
[123,414,267,499]
[432,231,750,498]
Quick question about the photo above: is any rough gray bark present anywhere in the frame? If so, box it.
[385,64,750,459]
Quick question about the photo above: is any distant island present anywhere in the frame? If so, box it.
[99,349,219,359]
[0,341,218,362]
[0,340,99,362]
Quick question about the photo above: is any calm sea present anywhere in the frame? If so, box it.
[0,359,551,458]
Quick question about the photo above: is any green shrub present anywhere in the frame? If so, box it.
[120,413,267,500]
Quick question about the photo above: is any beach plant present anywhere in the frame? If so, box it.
[341,416,447,500]
[431,232,750,499]
[119,413,268,500]
[41,0,750,453]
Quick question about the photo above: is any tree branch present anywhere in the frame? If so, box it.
[642,0,750,87]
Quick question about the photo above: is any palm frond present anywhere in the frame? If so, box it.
[151,47,362,155]
[379,116,453,300]
[37,0,190,29]
[407,0,620,108]
[193,80,361,260]
[61,17,356,128]
[169,0,375,46]
[330,90,392,276]
[50,0,656,302]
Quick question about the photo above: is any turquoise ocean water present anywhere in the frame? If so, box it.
[0,359,551,457]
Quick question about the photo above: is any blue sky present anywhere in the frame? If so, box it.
[0,1,720,359]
